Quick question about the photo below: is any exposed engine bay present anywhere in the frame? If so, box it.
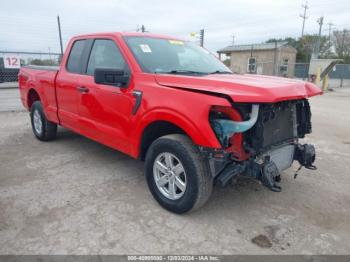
[206,99,316,192]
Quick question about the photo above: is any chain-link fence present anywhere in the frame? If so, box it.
[0,51,61,84]
[294,63,350,80]
[293,63,350,87]
[1,51,350,88]
[294,63,310,79]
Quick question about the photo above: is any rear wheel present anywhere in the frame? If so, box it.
[30,101,57,141]
[145,134,213,214]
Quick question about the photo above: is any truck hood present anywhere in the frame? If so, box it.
[154,73,322,103]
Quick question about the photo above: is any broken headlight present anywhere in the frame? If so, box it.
[209,105,259,147]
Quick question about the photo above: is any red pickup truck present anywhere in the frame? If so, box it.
[18,32,322,213]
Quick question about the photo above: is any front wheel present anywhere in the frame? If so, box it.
[30,101,57,141]
[145,134,213,214]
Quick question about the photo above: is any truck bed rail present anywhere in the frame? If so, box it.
[23,65,59,71]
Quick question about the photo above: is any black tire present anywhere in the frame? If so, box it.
[145,134,213,214]
[30,101,57,141]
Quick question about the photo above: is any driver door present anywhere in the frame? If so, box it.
[77,38,133,154]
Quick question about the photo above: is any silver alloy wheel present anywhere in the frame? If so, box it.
[153,152,187,200]
[33,109,43,135]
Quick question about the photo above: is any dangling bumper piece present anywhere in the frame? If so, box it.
[211,142,316,191]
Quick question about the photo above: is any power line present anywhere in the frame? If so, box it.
[300,0,309,38]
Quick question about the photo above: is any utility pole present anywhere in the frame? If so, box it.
[248,45,254,74]
[137,25,147,32]
[300,0,309,38]
[231,35,235,45]
[273,40,278,76]
[340,29,347,87]
[340,29,347,57]
[328,22,334,41]
[199,29,204,47]
[48,47,52,61]
[312,16,324,59]
[57,15,64,57]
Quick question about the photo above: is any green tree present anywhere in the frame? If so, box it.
[30,59,58,66]
[223,58,230,67]
[266,35,333,62]
[332,30,350,63]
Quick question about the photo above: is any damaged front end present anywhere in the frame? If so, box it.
[203,99,317,192]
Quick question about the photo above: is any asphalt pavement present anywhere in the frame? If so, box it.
[0,88,23,112]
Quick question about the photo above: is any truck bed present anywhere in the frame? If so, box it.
[18,66,59,123]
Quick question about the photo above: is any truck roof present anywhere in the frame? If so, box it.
[72,32,184,41]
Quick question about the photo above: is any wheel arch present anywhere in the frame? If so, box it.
[27,88,41,109]
[138,120,187,160]
[133,109,221,160]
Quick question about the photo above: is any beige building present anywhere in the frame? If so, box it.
[217,42,297,77]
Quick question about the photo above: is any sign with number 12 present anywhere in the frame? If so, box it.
[4,54,21,69]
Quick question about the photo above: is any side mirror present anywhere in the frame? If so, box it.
[94,68,130,88]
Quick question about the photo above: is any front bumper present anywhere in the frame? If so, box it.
[204,142,316,191]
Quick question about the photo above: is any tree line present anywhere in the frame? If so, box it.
[266,30,350,63]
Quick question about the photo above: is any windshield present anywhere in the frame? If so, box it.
[124,36,231,75]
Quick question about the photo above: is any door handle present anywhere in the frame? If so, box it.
[77,86,89,93]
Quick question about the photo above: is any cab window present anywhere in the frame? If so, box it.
[66,40,86,73]
[86,39,127,76]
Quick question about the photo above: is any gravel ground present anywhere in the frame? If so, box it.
[0,88,350,254]
[0,88,23,112]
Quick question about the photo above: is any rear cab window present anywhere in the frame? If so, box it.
[66,40,87,74]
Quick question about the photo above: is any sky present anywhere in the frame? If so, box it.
[0,0,349,54]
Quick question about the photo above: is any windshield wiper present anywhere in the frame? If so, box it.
[155,70,207,75]
[208,70,233,75]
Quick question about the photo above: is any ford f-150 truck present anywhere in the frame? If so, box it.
[18,32,322,213]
